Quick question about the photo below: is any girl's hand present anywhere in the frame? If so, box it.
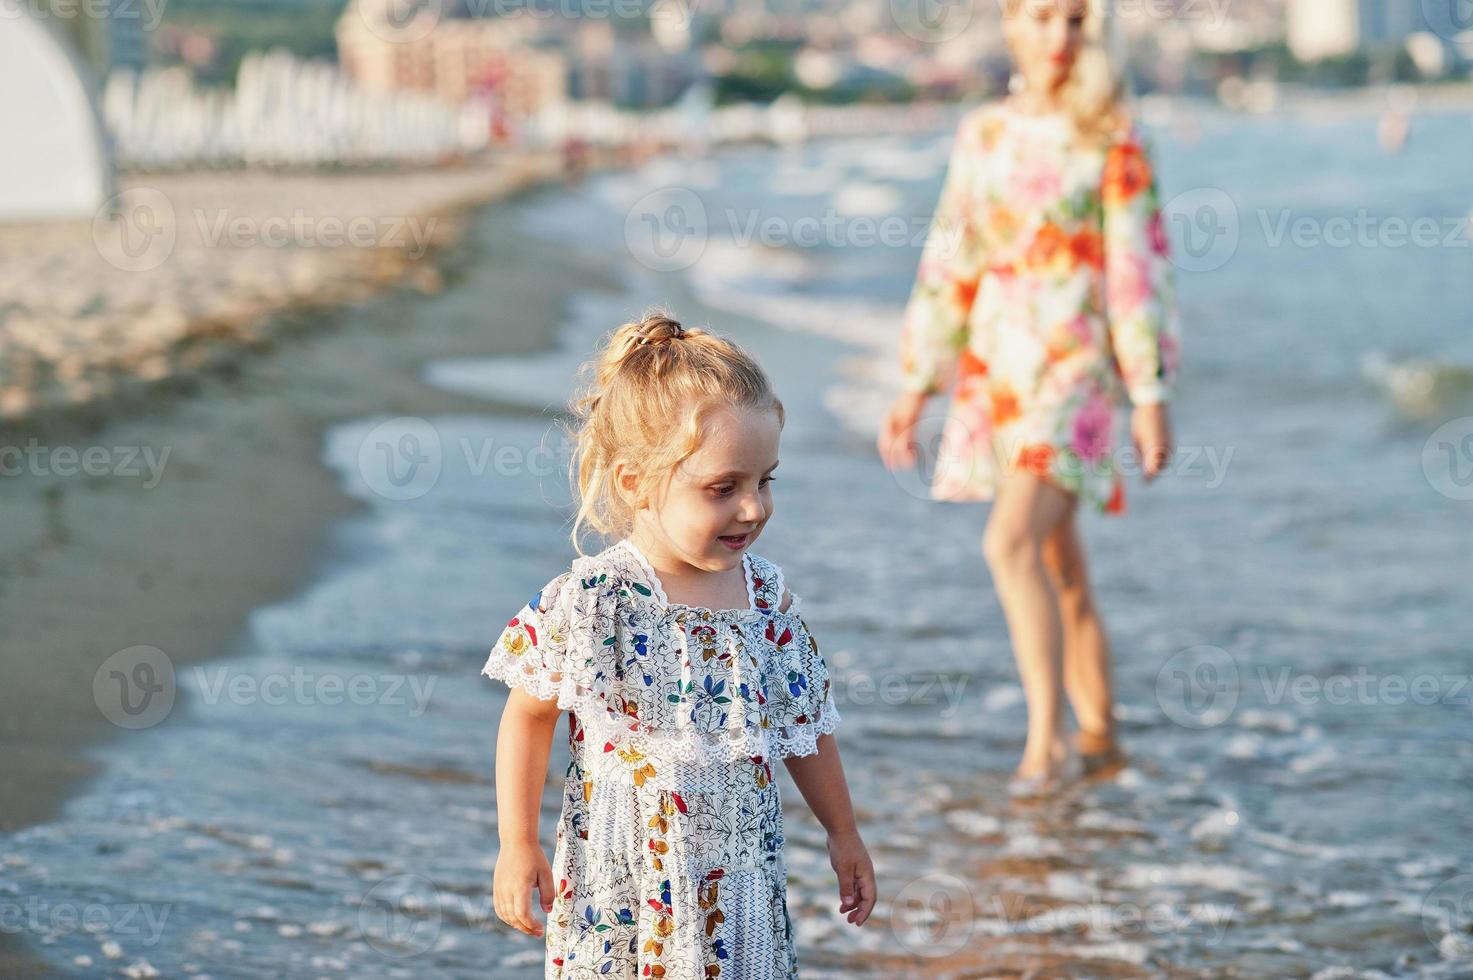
[1132,402,1173,483]
[827,830,877,926]
[878,391,929,470]
[493,841,555,938]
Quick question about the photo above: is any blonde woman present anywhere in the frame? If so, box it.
[878,0,1182,792]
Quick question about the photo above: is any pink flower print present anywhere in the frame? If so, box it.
[1160,324,1181,373]
[1071,391,1112,464]
[1014,163,1062,212]
[1107,253,1149,314]
[1148,210,1169,257]
[1067,313,1092,346]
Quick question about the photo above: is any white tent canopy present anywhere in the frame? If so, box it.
[0,0,113,222]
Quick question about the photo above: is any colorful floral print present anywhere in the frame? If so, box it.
[900,99,1183,514]
[484,540,839,979]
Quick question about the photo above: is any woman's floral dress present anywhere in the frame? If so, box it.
[899,99,1183,514]
[483,539,841,980]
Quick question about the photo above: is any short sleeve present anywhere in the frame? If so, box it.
[1102,119,1182,407]
[767,600,842,759]
[482,571,576,703]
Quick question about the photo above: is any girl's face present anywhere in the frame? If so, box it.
[1004,0,1087,96]
[630,403,781,575]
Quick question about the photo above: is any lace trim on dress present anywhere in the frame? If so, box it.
[616,537,762,616]
[483,642,841,761]
[482,547,839,762]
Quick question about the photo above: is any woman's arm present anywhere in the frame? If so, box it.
[1102,118,1182,409]
[492,689,561,937]
[899,111,987,397]
[783,733,877,925]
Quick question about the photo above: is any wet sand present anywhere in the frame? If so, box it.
[0,183,623,973]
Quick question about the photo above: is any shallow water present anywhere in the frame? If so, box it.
[4,103,1473,978]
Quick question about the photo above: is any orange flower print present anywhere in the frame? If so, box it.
[1043,325,1073,365]
[958,346,989,379]
[1070,228,1104,270]
[953,273,980,312]
[1103,141,1151,208]
[1105,475,1126,514]
[1016,443,1056,477]
[978,114,1006,151]
[989,383,1020,426]
[989,203,1020,248]
[1026,222,1074,276]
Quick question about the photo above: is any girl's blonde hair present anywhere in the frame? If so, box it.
[1001,0,1128,147]
[566,308,785,553]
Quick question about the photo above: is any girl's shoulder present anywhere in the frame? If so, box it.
[744,550,800,616]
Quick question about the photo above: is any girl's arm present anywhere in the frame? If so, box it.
[492,689,562,938]
[783,733,877,925]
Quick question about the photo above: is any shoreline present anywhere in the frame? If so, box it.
[0,152,571,426]
[0,167,625,974]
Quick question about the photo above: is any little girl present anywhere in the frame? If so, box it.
[484,311,876,979]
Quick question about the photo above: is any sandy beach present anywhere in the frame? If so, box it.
[0,169,624,973]
[0,155,581,424]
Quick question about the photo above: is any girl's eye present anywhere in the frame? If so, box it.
[712,485,735,496]
[760,476,776,487]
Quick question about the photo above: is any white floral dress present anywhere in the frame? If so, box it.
[483,539,841,980]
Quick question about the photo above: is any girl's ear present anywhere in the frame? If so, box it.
[613,461,642,511]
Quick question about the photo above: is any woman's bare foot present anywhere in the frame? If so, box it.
[1009,739,1079,797]
[1074,729,1126,779]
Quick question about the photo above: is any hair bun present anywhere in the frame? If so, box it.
[635,315,686,346]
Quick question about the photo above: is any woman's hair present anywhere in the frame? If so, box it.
[565,308,785,552]
[1001,0,1129,146]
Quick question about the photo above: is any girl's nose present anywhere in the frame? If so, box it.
[737,492,767,524]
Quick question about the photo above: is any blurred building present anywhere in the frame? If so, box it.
[337,0,705,113]
[566,21,700,106]
[336,1,568,119]
[1287,0,1425,60]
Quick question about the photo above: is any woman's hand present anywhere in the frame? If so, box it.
[878,391,929,470]
[1132,402,1173,483]
[493,841,555,938]
[827,829,877,926]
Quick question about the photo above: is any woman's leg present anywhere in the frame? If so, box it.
[1041,509,1118,750]
[982,472,1077,779]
